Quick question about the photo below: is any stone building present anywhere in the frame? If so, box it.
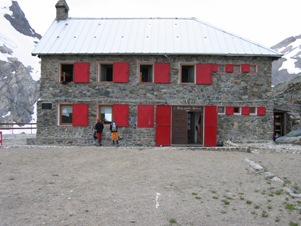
[30,0,281,146]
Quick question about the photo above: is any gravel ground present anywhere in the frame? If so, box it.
[0,135,301,226]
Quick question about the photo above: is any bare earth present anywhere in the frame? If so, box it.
[0,135,301,226]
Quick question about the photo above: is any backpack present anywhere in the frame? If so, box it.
[112,122,116,131]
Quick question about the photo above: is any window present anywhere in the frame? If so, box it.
[60,104,73,124]
[250,65,257,73]
[233,65,241,73]
[218,106,225,114]
[140,64,153,82]
[181,65,195,83]
[99,105,112,124]
[217,65,225,72]
[234,107,241,115]
[100,64,113,82]
[60,64,74,83]
[250,107,256,115]
[60,62,90,83]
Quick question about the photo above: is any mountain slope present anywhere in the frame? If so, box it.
[0,0,40,123]
[271,35,301,85]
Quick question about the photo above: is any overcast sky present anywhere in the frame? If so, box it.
[18,0,300,47]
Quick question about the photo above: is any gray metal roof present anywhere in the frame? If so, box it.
[32,17,282,57]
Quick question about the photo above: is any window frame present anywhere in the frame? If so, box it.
[99,63,113,82]
[233,107,241,115]
[249,65,257,73]
[181,64,195,84]
[98,105,113,125]
[217,64,225,72]
[59,104,73,125]
[60,62,74,83]
[218,106,225,115]
[233,65,241,73]
[139,63,154,83]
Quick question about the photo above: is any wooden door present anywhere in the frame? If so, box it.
[172,109,188,144]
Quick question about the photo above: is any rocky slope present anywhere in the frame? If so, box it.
[0,0,41,123]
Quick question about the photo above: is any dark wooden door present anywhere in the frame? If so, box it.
[172,109,188,144]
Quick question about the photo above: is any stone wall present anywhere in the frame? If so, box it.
[29,55,274,146]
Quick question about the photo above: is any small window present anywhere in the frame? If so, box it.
[234,107,241,115]
[99,105,112,124]
[250,107,256,115]
[217,65,225,72]
[233,65,241,73]
[60,64,74,83]
[60,104,73,125]
[250,65,257,73]
[100,64,113,82]
[218,106,225,114]
[140,64,153,82]
[181,65,195,83]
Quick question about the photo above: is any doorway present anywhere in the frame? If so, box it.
[171,106,203,145]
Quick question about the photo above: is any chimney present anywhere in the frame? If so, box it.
[55,0,69,20]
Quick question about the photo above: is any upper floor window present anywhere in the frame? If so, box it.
[60,62,90,84]
[218,106,225,114]
[217,65,225,72]
[233,65,241,73]
[100,64,113,82]
[181,65,195,83]
[234,107,241,115]
[140,64,153,83]
[250,65,257,73]
[250,107,257,115]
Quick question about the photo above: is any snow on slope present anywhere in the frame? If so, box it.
[0,0,40,81]
[278,38,301,74]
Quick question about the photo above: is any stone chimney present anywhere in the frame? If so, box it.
[55,0,69,20]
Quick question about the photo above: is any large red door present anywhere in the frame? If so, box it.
[156,105,171,146]
[204,106,217,147]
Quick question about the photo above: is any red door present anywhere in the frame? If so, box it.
[204,106,217,147]
[156,105,171,146]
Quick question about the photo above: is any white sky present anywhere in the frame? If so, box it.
[17,0,301,48]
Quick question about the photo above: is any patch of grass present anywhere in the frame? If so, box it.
[275,189,283,195]
[240,196,245,201]
[211,190,217,194]
[223,195,234,200]
[289,221,299,226]
[246,200,253,205]
[221,199,230,205]
[261,210,269,218]
[275,216,281,222]
[286,203,296,212]
[191,192,198,196]
[254,204,260,209]
[212,196,219,199]
[195,196,201,200]
[268,205,273,210]
[169,218,177,225]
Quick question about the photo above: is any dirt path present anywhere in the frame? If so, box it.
[0,145,300,226]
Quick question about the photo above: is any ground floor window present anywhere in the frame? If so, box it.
[99,105,112,124]
[60,104,73,125]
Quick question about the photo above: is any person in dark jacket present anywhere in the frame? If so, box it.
[110,120,118,145]
[94,119,104,146]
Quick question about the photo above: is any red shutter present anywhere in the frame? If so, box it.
[257,107,266,116]
[241,64,250,73]
[196,64,212,84]
[212,64,218,72]
[72,104,88,126]
[113,62,129,83]
[204,106,217,147]
[154,63,170,83]
[226,64,233,73]
[242,107,250,115]
[156,105,171,146]
[138,105,154,128]
[113,104,129,126]
[226,107,234,115]
[74,62,90,83]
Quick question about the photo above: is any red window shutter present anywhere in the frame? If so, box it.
[241,107,250,115]
[113,104,129,126]
[154,63,170,83]
[74,62,90,83]
[156,105,171,146]
[257,107,266,116]
[226,107,234,115]
[72,104,88,126]
[196,64,212,84]
[212,64,218,72]
[226,64,233,73]
[113,62,129,83]
[204,106,217,147]
[138,105,154,128]
[241,64,250,73]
